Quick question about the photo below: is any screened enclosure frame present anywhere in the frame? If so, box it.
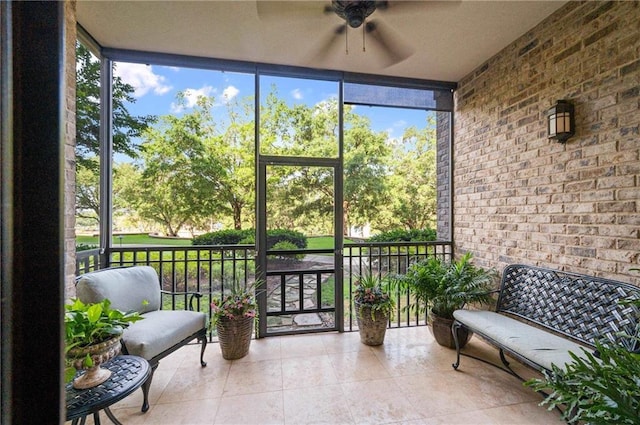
[77,23,457,289]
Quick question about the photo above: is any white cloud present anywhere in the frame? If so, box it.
[222,85,239,101]
[114,63,172,97]
[393,119,408,128]
[291,88,303,100]
[170,86,215,113]
[183,86,215,107]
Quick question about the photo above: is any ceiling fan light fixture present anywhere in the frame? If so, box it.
[332,0,377,28]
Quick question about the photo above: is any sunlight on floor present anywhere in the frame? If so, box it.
[71,327,563,424]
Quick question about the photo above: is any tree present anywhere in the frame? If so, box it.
[342,108,392,234]
[122,95,224,236]
[75,43,156,170]
[75,156,100,223]
[75,43,156,228]
[383,122,438,231]
[209,95,256,230]
[261,97,392,236]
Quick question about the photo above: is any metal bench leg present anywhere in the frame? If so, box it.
[199,334,208,367]
[499,349,511,368]
[452,320,463,370]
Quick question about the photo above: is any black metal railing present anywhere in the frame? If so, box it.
[108,245,255,312]
[75,248,102,275]
[343,241,452,330]
[75,241,453,335]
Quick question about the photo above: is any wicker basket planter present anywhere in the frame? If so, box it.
[216,316,254,360]
[355,301,390,346]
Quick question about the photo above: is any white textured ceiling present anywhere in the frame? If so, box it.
[76,0,566,83]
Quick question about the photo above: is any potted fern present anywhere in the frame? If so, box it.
[399,252,497,348]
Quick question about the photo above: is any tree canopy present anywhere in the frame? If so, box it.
[76,69,441,238]
[75,43,156,223]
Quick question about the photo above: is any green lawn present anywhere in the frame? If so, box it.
[306,236,354,250]
[76,233,192,246]
[77,234,352,248]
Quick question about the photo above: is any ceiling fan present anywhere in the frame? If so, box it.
[256,1,423,67]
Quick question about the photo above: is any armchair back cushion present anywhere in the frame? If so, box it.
[76,266,161,314]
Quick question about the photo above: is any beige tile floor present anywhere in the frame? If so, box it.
[72,327,563,424]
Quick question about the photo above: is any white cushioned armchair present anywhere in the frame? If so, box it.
[76,265,207,412]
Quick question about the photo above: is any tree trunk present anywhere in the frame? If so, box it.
[233,201,242,230]
[343,201,349,236]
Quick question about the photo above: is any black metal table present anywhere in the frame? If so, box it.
[66,355,151,425]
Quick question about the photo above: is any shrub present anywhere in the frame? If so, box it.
[192,229,253,245]
[76,243,98,251]
[268,241,304,261]
[239,234,255,245]
[266,229,307,249]
[192,228,307,249]
[368,228,436,243]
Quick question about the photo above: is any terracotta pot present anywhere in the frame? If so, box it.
[67,336,121,389]
[430,315,472,349]
[355,302,389,346]
[216,316,254,360]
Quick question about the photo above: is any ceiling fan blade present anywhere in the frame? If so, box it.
[377,0,461,14]
[365,20,414,67]
[375,1,390,11]
[303,24,346,65]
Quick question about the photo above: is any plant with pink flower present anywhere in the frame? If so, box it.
[209,280,258,327]
[353,272,395,320]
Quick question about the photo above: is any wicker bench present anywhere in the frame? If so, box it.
[451,264,640,378]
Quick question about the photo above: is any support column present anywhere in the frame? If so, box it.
[2,1,66,423]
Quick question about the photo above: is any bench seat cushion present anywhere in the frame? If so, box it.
[123,310,206,360]
[454,309,592,371]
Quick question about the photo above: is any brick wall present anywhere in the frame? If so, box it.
[64,0,77,297]
[436,111,451,241]
[453,1,639,285]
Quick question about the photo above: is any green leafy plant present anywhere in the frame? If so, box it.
[209,280,260,327]
[65,298,144,350]
[76,242,98,251]
[268,240,305,261]
[265,229,307,249]
[353,272,395,320]
[398,252,497,319]
[525,298,640,424]
[192,228,308,250]
[192,229,254,245]
[368,228,436,242]
[64,298,143,381]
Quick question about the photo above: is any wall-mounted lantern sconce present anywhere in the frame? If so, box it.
[547,99,574,143]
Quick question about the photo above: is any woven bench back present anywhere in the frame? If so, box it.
[497,264,640,351]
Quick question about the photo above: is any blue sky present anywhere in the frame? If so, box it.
[114,61,428,156]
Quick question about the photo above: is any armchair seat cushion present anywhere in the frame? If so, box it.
[75,265,208,413]
[123,310,207,360]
